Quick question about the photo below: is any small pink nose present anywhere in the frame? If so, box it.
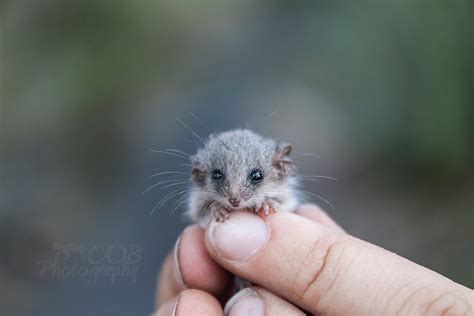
[228,198,240,207]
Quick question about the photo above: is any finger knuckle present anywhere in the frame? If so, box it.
[395,284,472,316]
[422,292,472,316]
[292,235,344,308]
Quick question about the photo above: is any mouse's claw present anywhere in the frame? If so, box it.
[212,207,230,222]
[262,203,270,215]
[257,198,280,217]
[266,200,279,215]
[268,200,280,213]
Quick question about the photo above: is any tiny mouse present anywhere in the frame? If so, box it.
[187,129,299,227]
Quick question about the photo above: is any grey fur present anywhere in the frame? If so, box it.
[187,129,299,227]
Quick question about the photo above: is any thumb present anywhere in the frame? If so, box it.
[205,211,473,315]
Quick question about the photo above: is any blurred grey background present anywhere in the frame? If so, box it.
[1,1,473,315]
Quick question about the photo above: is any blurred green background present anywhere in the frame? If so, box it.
[1,1,473,315]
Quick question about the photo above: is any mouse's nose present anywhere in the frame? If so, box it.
[228,198,240,207]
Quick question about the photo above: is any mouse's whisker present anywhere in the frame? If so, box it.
[187,112,211,133]
[300,175,338,181]
[296,153,321,159]
[195,199,214,218]
[148,171,189,179]
[148,149,190,160]
[150,189,191,214]
[158,178,189,184]
[300,190,336,212]
[171,196,188,214]
[161,181,191,190]
[165,148,191,157]
[142,182,163,195]
[184,139,200,147]
[177,117,206,145]
[299,178,321,183]
[158,189,191,208]
[142,179,188,194]
[265,110,279,120]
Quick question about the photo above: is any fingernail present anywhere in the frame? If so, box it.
[171,293,182,316]
[224,288,264,316]
[173,234,186,288]
[208,212,268,262]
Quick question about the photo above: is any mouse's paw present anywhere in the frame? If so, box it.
[260,199,280,216]
[212,207,230,222]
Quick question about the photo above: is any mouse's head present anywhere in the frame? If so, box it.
[190,129,296,211]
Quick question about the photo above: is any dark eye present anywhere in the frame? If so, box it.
[249,169,263,183]
[212,169,224,181]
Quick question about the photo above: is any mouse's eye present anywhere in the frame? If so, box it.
[249,169,263,183]
[211,169,224,181]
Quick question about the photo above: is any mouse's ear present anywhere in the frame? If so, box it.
[191,155,206,184]
[273,143,295,176]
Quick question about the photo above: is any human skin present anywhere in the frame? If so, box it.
[153,204,473,315]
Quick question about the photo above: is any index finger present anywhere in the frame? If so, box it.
[156,225,232,306]
[205,211,473,315]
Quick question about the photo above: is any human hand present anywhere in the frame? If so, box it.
[152,222,304,315]
[153,204,473,315]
